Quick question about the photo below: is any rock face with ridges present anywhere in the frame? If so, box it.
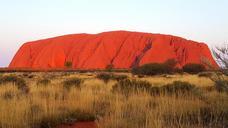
[9,31,218,69]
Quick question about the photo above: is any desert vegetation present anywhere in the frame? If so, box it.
[183,63,206,74]
[0,70,227,128]
[131,59,208,76]
[132,59,178,75]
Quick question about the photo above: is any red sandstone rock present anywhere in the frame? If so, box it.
[9,31,218,69]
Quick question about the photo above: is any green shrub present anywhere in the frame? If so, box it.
[62,78,83,90]
[132,59,178,76]
[183,63,206,74]
[112,79,152,95]
[37,78,51,86]
[0,75,29,93]
[214,80,228,93]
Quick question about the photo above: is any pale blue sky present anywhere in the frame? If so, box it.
[0,0,228,67]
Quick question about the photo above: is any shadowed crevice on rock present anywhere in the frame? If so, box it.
[131,39,152,68]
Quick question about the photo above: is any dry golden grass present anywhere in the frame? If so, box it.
[0,72,227,128]
[140,74,214,87]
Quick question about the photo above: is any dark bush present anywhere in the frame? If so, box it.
[28,75,35,79]
[96,73,128,83]
[106,64,114,72]
[174,68,184,74]
[113,80,200,97]
[0,75,29,93]
[214,80,228,93]
[149,81,199,96]
[64,61,73,68]
[96,73,113,83]
[132,63,167,75]
[183,63,206,74]
[62,78,83,90]
[37,78,51,86]
[132,59,178,76]
[163,59,178,73]
[112,79,152,95]
[22,73,34,78]
[160,81,199,96]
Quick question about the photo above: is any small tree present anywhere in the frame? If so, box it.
[65,61,73,69]
[212,44,228,92]
[212,44,228,74]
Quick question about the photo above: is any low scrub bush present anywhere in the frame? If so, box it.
[132,63,167,75]
[62,78,84,90]
[96,73,128,83]
[64,61,73,68]
[0,75,29,93]
[149,81,199,96]
[37,78,51,86]
[159,81,200,96]
[96,73,113,83]
[132,59,178,76]
[112,79,152,95]
[214,80,228,93]
[106,64,114,72]
[183,63,206,74]
[113,80,200,97]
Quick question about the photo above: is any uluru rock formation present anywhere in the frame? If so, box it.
[9,31,218,69]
